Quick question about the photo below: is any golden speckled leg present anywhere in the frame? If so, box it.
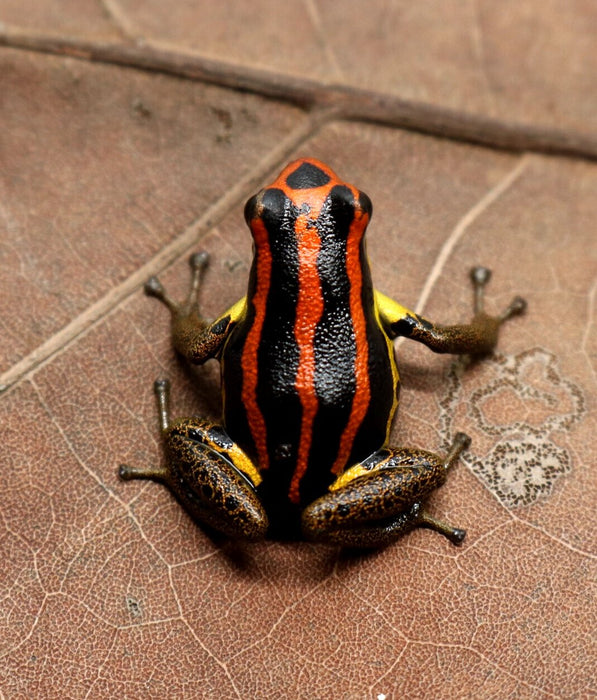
[120,379,268,541]
[301,433,470,548]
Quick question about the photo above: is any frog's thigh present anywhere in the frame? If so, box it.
[164,420,268,541]
[302,438,468,548]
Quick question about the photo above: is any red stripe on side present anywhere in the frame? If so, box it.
[288,213,325,504]
[241,217,271,471]
[331,205,371,475]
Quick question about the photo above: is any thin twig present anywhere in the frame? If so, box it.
[1,25,596,160]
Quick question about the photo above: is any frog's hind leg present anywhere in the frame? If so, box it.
[120,379,268,541]
[301,433,470,549]
[119,378,181,484]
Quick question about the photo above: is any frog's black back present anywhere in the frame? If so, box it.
[221,159,397,512]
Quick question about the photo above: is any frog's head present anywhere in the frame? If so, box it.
[244,158,372,260]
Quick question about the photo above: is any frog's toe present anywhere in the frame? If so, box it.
[118,462,169,482]
[499,295,527,322]
[185,251,210,309]
[418,510,467,545]
[189,251,209,271]
[470,266,492,287]
[451,528,467,545]
[118,463,134,480]
[452,432,472,451]
[144,275,163,297]
[144,275,180,313]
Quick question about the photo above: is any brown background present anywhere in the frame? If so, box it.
[0,2,595,698]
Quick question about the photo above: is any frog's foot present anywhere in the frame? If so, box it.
[146,255,220,362]
[119,453,268,541]
[470,266,527,323]
[145,251,210,318]
[303,502,465,549]
[119,379,175,484]
[119,378,268,540]
[417,507,466,545]
[302,434,469,549]
[414,431,469,544]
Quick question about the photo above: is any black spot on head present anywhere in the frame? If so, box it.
[286,162,331,189]
[328,184,356,229]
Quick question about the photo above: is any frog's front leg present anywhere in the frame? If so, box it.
[377,266,527,356]
[145,252,245,363]
[301,433,470,548]
[119,379,268,540]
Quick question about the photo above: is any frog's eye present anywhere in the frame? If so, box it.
[259,188,287,228]
[358,191,372,218]
[244,193,259,224]
[328,185,357,227]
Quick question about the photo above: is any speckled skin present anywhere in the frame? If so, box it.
[119,160,526,547]
[120,379,268,541]
[302,437,472,547]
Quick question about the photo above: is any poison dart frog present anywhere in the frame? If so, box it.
[120,158,526,547]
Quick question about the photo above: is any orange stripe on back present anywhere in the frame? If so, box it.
[287,210,325,504]
[270,161,341,504]
[331,204,371,475]
[241,217,271,471]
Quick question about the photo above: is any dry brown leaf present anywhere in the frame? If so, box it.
[1,4,595,698]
